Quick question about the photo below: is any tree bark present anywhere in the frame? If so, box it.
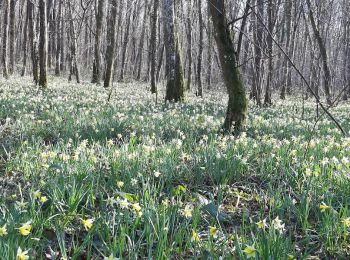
[21,0,30,77]
[161,0,185,102]
[150,0,159,94]
[209,0,248,133]
[9,0,17,75]
[39,0,48,88]
[92,0,105,84]
[197,0,203,97]
[119,0,132,81]
[2,0,10,79]
[306,0,332,105]
[103,0,118,88]
[67,0,80,83]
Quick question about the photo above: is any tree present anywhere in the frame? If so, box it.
[150,0,159,94]
[197,0,203,97]
[28,0,39,84]
[119,0,132,81]
[92,0,106,84]
[104,0,118,88]
[67,0,80,83]
[161,0,185,102]
[55,0,63,76]
[305,0,332,105]
[264,0,274,106]
[209,0,248,133]
[252,0,263,106]
[185,0,192,90]
[2,0,10,79]
[21,0,30,77]
[39,0,48,88]
[135,0,150,80]
[9,0,17,75]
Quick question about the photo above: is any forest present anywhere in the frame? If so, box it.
[0,0,350,259]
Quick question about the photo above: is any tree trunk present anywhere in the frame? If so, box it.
[206,1,212,89]
[55,0,62,76]
[21,0,30,77]
[92,0,105,84]
[67,0,80,83]
[9,0,17,75]
[150,0,159,94]
[2,0,10,79]
[209,0,248,133]
[186,0,192,90]
[161,0,185,102]
[135,0,150,80]
[252,0,263,106]
[28,0,38,84]
[197,0,203,97]
[306,0,332,105]
[119,1,132,81]
[104,0,118,88]
[39,0,48,88]
[264,0,273,106]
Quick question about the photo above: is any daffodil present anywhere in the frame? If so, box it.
[209,226,218,238]
[320,202,330,212]
[0,225,8,236]
[342,217,350,227]
[153,171,162,178]
[33,190,42,199]
[18,221,32,236]
[104,254,118,260]
[118,198,130,209]
[182,204,194,219]
[305,168,312,177]
[40,196,48,204]
[243,245,256,259]
[132,203,142,212]
[116,181,124,189]
[271,216,285,234]
[256,218,267,229]
[191,230,200,243]
[81,218,94,231]
[16,247,30,260]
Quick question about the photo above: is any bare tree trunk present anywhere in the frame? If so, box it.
[280,0,292,99]
[252,0,263,106]
[28,0,38,84]
[104,0,118,88]
[55,0,62,76]
[9,0,17,75]
[186,0,192,90]
[120,1,132,81]
[92,0,105,84]
[206,1,212,89]
[197,0,203,97]
[2,0,10,79]
[67,0,80,83]
[264,0,273,106]
[150,0,159,94]
[21,0,29,77]
[209,0,248,133]
[161,0,185,102]
[136,0,150,80]
[306,0,332,105]
[39,0,48,88]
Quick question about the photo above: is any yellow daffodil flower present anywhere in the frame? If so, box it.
[243,245,257,259]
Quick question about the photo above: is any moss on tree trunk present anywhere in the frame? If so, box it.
[162,0,185,102]
[209,0,248,133]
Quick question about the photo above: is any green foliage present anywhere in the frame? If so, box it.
[0,78,350,259]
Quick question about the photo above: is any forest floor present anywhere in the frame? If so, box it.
[1,77,350,259]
